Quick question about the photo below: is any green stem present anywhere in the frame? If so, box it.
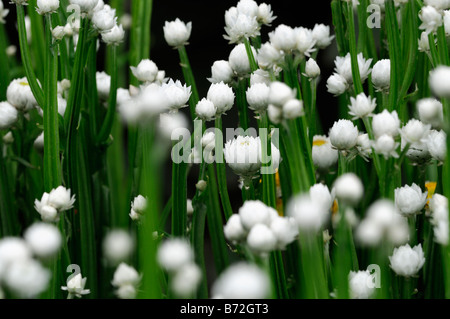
[385,0,401,111]
[243,37,258,72]
[345,1,363,95]
[171,156,187,237]
[331,0,348,55]
[258,112,277,208]
[0,24,10,100]
[236,78,249,130]
[178,46,199,120]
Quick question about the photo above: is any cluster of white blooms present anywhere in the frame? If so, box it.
[211,262,270,299]
[34,186,76,222]
[129,194,147,221]
[111,263,141,299]
[102,229,135,265]
[157,238,201,297]
[61,273,90,299]
[266,81,304,123]
[348,268,376,299]
[428,193,449,245]
[356,199,409,247]
[0,222,62,298]
[224,200,298,255]
[389,244,426,277]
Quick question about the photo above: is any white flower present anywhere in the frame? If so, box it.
[236,0,258,16]
[7,78,38,111]
[400,119,431,144]
[349,270,376,299]
[101,24,125,46]
[312,135,338,170]
[96,71,110,100]
[445,10,450,36]
[162,79,191,111]
[195,98,216,121]
[309,183,334,211]
[224,214,247,243]
[326,73,348,96]
[24,223,62,258]
[402,138,431,164]
[373,134,399,159]
[103,229,134,264]
[329,119,359,150]
[0,238,31,278]
[371,59,391,92]
[207,82,235,115]
[228,43,257,76]
[36,0,59,15]
[372,110,400,138]
[389,244,425,277]
[334,52,372,85]
[208,60,234,84]
[0,102,18,129]
[238,200,277,230]
[112,263,140,299]
[0,1,9,24]
[157,238,194,272]
[287,194,329,232]
[429,194,449,245]
[282,99,304,119]
[159,112,189,140]
[130,59,159,83]
[333,173,364,206]
[171,263,202,297]
[52,26,65,41]
[269,216,298,249]
[417,98,444,129]
[424,0,450,10]
[294,27,316,58]
[6,45,16,57]
[224,12,260,44]
[246,224,277,255]
[257,3,276,26]
[68,0,99,14]
[267,104,282,124]
[395,183,428,217]
[129,195,147,221]
[425,129,446,162]
[2,131,13,144]
[116,88,131,107]
[211,262,270,299]
[429,65,450,98]
[418,31,431,52]
[61,273,90,298]
[163,18,192,48]
[92,4,116,32]
[312,24,335,49]
[257,42,282,69]
[356,133,372,158]
[34,198,59,223]
[246,82,270,112]
[269,24,297,52]
[4,259,50,298]
[355,218,384,246]
[305,58,320,79]
[348,92,377,119]
[48,186,76,211]
[268,81,296,107]
[419,5,443,34]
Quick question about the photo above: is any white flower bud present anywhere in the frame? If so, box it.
[186,199,194,216]
[356,133,372,158]
[207,82,235,115]
[294,27,316,58]
[157,238,194,272]
[349,270,376,299]
[6,45,16,57]
[52,26,65,41]
[246,82,270,112]
[92,4,116,32]
[224,214,247,243]
[400,119,431,144]
[371,59,391,92]
[96,71,110,100]
[312,135,338,170]
[195,98,216,121]
[2,131,14,144]
[429,65,450,98]
[282,98,304,119]
[267,104,282,124]
[395,183,428,217]
[418,31,431,52]
[348,92,377,119]
[130,59,158,83]
[309,183,334,211]
[389,244,425,277]
[269,216,298,250]
[228,43,257,76]
[419,5,443,34]
[269,24,297,52]
[257,42,282,69]
[224,12,260,44]
[163,18,192,48]
[68,0,99,14]
[246,224,277,255]
[162,79,191,111]
[101,24,125,46]
[0,1,9,24]
[333,173,364,206]
[61,273,90,298]
[36,0,59,15]
[425,129,446,162]
[7,78,38,111]
[334,52,372,85]
[329,119,359,150]
[24,223,61,258]
[159,112,189,140]
[236,0,258,16]
[48,186,76,211]
[238,200,276,230]
[312,24,334,49]
[373,134,399,159]
[0,238,31,277]
[287,194,329,232]
[257,3,276,26]
[0,102,18,129]
[268,81,296,107]
[372,110,400,138]
[4,259,50,298]
[171,263,202,297]
[208,60,234,84]
[112,263,140,299]
[326,73,348,96]
[305,58,320,78]
[103,229,134,264]
[417,98,444,129]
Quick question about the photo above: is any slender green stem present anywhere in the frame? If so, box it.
[171,154,187,237]
[258,112,277,208]
[269,251,289,299]
[243,37,258,72]
[0,140,18,236]
[236,78,249,130]
[331,0,348,55]
[178,46,199,120]
[0,24,10,100]
[345,1,363,95]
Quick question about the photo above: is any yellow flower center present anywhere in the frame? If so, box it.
[313,139,327,147]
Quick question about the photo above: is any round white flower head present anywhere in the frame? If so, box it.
[400,119,431,144]
[101,24,125,46]
[0,237,31,277]
[171,262,202,298]
[429,193,449,245]
[103,229,134,264]
[47,186,76,211]
[228,43,257,76]
[0,102,18,129]
[236,0,259,16]
[329,119,359,151]
[334,52,372,85]
[96,71,110,100]
[282,98,304,119]
[424,0,450,10]
[61,273,90,298]
[0,1,9,24]
[24,223,62,258]
[7,78,38,111]
[419,5,443,34]
[333,173,364,206]
[312,24,335,49]
[395,183,428,217]
[389,244,425,277]
[201,131,215,149]
[349,270,375,299]
[257,42,282,69]
[112,263,140,299]
[305,58,321,79]
[294,27,316,58]
[4,259,50,298]
[250,68,272,86]
[418,31,431,52]
[326,73,348,96]
[162,79,191,111]
[372,110,400,138]
[238,200,277,230]
[257,3,276,26]
[269,216,298,250]
[92,4,116,32]
[116,88,131,108]
[6,45,17,57]
[195,98,216,121]
[130,59,159,83]
[207,82,235,115]
[348,92,377,119]
[312,135,338,170]
[34,193,60,222]
[159,112,189,141]
[211,262,270,299]
[246,82,270,112]
[371,59,391,92]
[268,81,296,107]
[417,98,443,129]
[425,129,446,162]
[309,183,334,211]
[208,60,234,84]
[355,218,384,246]
[246,223,277,255]
[429,65,450,98]
[267,104,282,124]
[224,135,261,178]
[224,11,260,44]
[157,238,194,272]
[356,133,372,158]
[373,134,399,159]
[36,0,60,15]
[224,214,247,243]
[68,0,99,14]
[287,194,329,232]
[131,194,147,216]
[163,18,192,48]
[269,24,297,52]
